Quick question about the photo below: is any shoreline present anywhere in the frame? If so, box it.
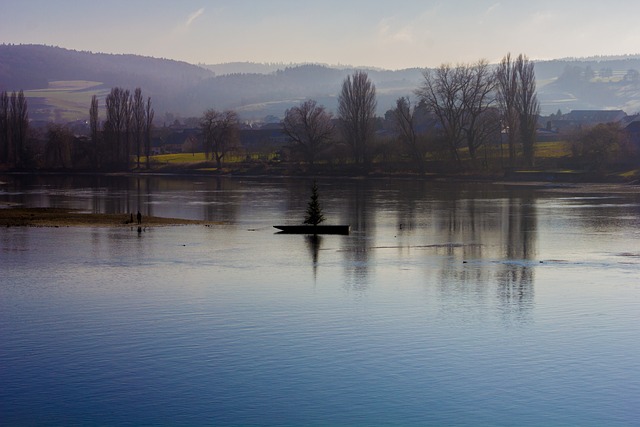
[3,161,639,184]
[0,207,217,228]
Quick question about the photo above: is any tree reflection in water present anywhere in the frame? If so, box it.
[305,234,322,280]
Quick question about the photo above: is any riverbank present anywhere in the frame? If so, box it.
[0,207,216,228]
[147,160,640,184]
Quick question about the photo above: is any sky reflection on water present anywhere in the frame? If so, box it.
[1,175,639,426]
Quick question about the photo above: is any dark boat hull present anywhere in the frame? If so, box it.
[274,225,350,235]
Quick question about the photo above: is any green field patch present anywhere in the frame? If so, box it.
[619,169,640,179]
[23,80,108,121]
[535,141,572,158]
[48,80,104,91]
[153,153,209,164]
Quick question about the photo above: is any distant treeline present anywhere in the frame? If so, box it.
[5,44,640,120]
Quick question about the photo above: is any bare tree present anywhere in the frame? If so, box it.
[473,107,503,166]
[9,90,28,167]
[124,91,133,168]
[496,54,540,167]
[200,109,240,168]
[338,71,377,165]
[89,95,100,169]
[132,88,145,168]
[496,53,520,164]
[45,124,72,169]
[569,123,631,172]
[144,97,154,169]
[104,87,132,169]
[282,99,334,166]
[460,60,496,160]
[515,55,540,167]
[0,91,9,164]
[392,97,424,171]
[417,62,495,164]
[416,64,466,163]
[104,87,126,168]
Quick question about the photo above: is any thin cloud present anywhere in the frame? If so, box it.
[485,3,500,15]
[378,18,414,44]
[186,8,205,27]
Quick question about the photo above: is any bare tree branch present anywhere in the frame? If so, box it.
[282,99,334,166]
[338,71,377,165]
[200,109,240,168]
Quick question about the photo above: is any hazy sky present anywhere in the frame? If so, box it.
[2,0,639,69]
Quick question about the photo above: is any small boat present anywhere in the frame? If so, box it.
[273,225,350,235]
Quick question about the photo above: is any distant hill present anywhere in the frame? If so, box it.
[2,44,640,123]
[0,44,214,119]
[534,56,640,114]
[199,62,295,75]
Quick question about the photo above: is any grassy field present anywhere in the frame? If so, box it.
[153,153,209,164]
[152,152,274,166]
[534,141,572,158]
[150,142,577,168]
[24,80,108,122]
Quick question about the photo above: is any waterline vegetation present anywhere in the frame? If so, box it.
[1,52,638,181]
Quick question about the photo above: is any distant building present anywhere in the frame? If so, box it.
[239,123,288,153]
[563,110,627,123]
[623,120,640,151]
[547,109,628,134]
[160,128,201,154]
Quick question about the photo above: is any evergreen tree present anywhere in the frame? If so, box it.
[304,181,325,226]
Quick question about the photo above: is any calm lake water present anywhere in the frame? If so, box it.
[1,174,639,426]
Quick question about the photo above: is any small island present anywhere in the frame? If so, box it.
[274,181,350,235]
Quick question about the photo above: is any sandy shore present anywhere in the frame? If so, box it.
[0,207,215,228]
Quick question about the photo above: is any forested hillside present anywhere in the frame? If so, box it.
[0,44,214,120]
[535,57,640,114]
[2,44,640,122]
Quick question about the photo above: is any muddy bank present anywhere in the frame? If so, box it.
[0,207,216,228]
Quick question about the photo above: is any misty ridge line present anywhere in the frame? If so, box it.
[2,44,640,121]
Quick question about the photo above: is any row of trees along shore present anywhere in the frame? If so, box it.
[92,87,155,170]
[1,53,636,173]
[0,90,29,168]
[0,87,154,171]
[281,53,541,171]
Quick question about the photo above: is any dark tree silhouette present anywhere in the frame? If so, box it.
[0,91,9,164]
[132,88,145,168]
[89,94,100,169]
[45,123,72,169]
[416,61,495,164]
[392,96,425,171]
[144,96,154,169]
[282,99,334,166]
[0,90,29,167]
[304,181,325,226]
[200,109,240,168]
[338,71,377,165]
[104,87,130,169]
[497,53,540,167]
[515,55,540,167]
[496,53,520,164]
[10,90,28,167]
